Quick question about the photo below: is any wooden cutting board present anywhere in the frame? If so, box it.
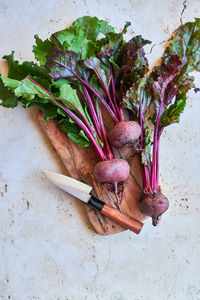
[38,111,146,235]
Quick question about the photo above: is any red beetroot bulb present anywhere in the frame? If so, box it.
[108,121,141,148]
[94,158,130,184]
[139,191,169,226]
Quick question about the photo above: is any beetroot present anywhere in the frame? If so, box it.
[139,192,169,226]
[94,158,130,184]
[94,159,130,209]
[108,121,141,148]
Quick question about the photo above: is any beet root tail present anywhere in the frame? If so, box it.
[113,182,124,215]
[152,214,162,226]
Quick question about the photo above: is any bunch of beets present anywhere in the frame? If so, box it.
[0,16,199,226]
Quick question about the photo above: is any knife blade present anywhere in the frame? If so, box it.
[44,171,143,234]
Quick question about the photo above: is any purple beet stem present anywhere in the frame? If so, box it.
[82,86,102,139]
[83,86,113,160]
[27,77,107,161]
[97,100,114,160]
[139,96,150,190]
[60,97,95,134]
[110,68,124,122]
[51,58,119,123]
[139,96,164,193]
[93,65,118,117]
[52,34,63,47]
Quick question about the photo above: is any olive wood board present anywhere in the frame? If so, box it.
[38,111,146,235]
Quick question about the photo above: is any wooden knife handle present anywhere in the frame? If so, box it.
[88,196,143,234]
[102,204,143,234]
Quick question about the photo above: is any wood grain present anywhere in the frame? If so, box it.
[38,111,146,235]
[101,204,143,234]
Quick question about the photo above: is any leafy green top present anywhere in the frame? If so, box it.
[1,16,198,181]
[123,18,200,192]
[0,16,150,151]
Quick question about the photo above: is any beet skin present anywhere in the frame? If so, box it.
[108,121,141,148]
[139,192,169,226]
[94,159,130,184]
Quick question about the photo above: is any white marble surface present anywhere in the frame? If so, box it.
[0,0,200,299]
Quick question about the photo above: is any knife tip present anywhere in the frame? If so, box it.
[42,170,56,180]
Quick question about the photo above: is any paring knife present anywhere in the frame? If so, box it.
[44,171,143,234]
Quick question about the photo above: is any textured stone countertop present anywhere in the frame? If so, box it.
[0,0,200,299]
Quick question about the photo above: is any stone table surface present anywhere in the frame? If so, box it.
[0,0,200,299]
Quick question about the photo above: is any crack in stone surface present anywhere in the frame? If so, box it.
[148,38,167,55]
[148,0,188,56]
[149,43,156,54]
[180,0,187,24]
[103,244,111,272]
